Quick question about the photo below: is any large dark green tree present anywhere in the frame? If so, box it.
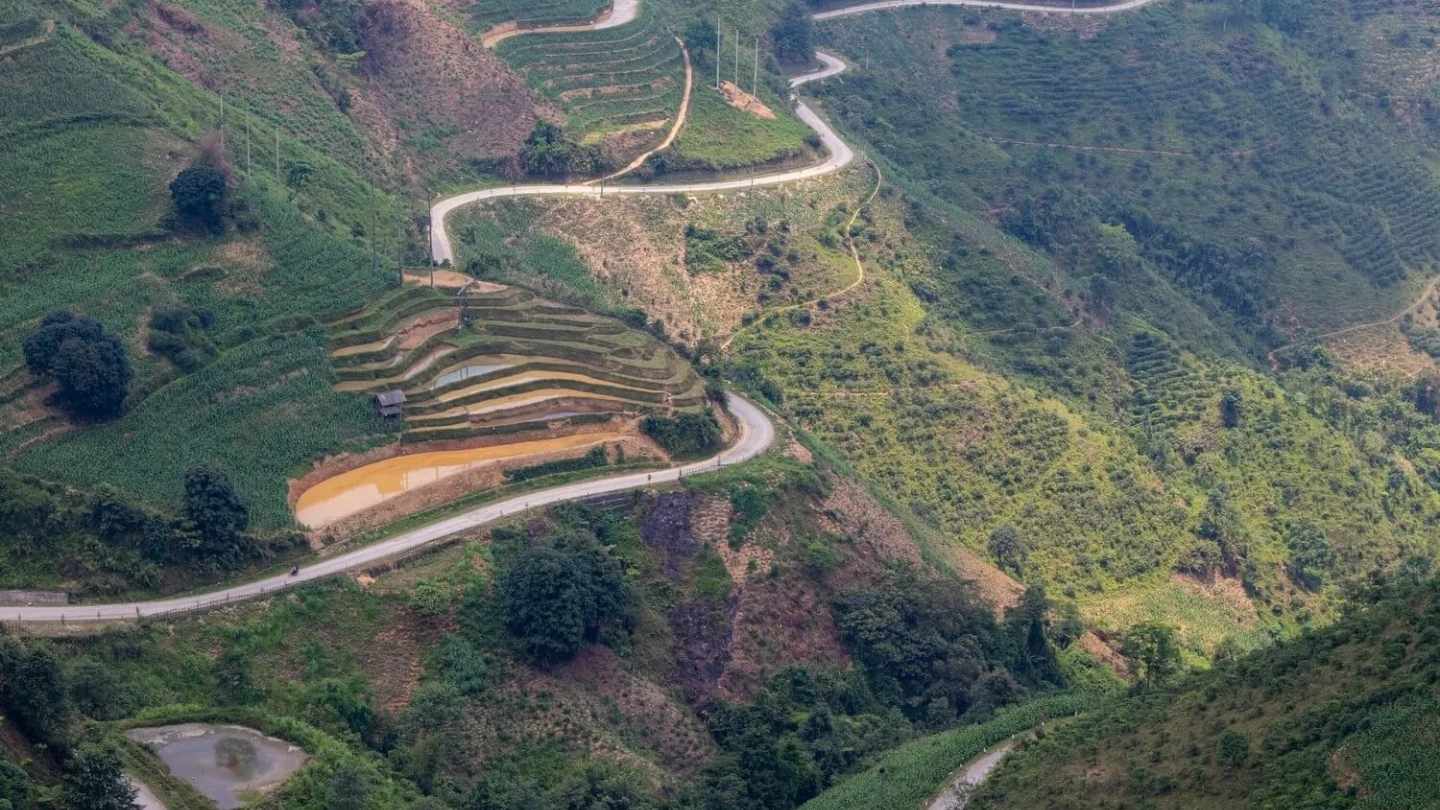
[22,311,131,419]
[498,536,628,664]
[61,743,138,810]
[1121,622,1181,689]
[519,122,603,178]
[168,165,228,232]
[770,2,814,64]
[0,759,35,810]
[0,637,70,746]
[183,466,253,569]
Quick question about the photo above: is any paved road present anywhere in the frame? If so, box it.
[10,0,1167,625]
[430,51,854,264]
[814,0,1164,20]
[482,0,640,47]
[927,739,1018,810]
[8,394,773,624]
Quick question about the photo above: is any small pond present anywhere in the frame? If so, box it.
[432,362,513,389]
[126,724,308,809]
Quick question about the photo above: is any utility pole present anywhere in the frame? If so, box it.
[716,26,722,90]
[734,28,740,87]
[752,36,759,96]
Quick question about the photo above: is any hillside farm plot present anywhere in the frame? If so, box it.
[467,0,610,31]
[328,282,706,441]
[495,7,684,148]
[300,278,707,527]
[814,3,1440,337]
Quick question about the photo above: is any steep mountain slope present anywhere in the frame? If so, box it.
[812,0,1440,358]
[969,579,1440,809]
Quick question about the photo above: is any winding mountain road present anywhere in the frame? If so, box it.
[481,0,641,47]
[8,394,772,625]
[9,0,1168,625]
[429,50,854,265]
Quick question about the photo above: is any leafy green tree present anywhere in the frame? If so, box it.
[67,657,133,720]
[1007,586,1064,687]
[1285,521,1333,592]
[771,2,814,64]
[834,574,1003,724]
[1121,623,1181,689]
[52,333,131,418]
[987,525,1025,575]
[1196,488,1248,578]
[22,311,130,419]
[1217,729,1250,768]
[183,466,252,567]
[520,122,602,178]
[62,743,138,810]
[0,759,34,810]
[640,412,722,457]
[214,647,260,705]
[498,537,628,664]
[1094,222,1141,277]
[553,763,658,810]
[0,638,70,745]
[326,759,377,810]
[1220,389,1243,428]
[169,165,227,232]
[683,19,717,56]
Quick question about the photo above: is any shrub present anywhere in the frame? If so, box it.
[504,446,607,483]
[148,305,217,372]
[1217,729,1250,768]
[520,122,603,178]
[641,411,722,458]
[62,742,137,810]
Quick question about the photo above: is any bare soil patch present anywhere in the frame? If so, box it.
[359,0,539,171]
[718,81,775,119]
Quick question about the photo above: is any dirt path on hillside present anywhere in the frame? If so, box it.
[720,157,884,350]
[1268,273,1440,370]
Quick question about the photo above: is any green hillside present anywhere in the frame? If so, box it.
[969,578,1440,809]
[812,0,1440,353]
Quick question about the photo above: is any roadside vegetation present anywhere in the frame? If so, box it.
[0,449,1094,810]
[969,577,1440,809]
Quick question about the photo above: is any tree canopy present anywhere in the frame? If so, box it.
[771,2,814,65]
[497,533,629,664]
[169,165,228,232]
[22,311,131,419]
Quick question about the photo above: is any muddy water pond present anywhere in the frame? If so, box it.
[294,433,621,528]
[126,724,308,809]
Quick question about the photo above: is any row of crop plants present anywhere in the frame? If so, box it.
[495,6,684,141]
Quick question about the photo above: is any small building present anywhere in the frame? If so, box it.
[374,390,407,419]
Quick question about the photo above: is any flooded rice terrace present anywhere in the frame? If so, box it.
[126,724,308,809]
[294,433,620,527]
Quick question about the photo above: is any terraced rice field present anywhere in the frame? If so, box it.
[325,279,706,444]
[494,5,684,143]
[467,0,609,31]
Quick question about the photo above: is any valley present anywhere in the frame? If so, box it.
[2,0,1440,808]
